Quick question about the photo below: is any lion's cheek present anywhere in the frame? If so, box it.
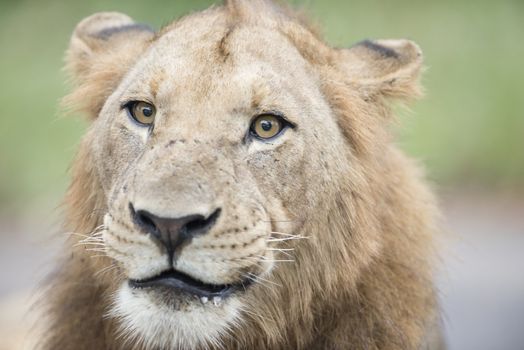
[90,120,145,196]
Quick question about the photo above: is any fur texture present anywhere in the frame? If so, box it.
[39,1,444,349]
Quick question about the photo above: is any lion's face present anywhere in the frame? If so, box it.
[66,2,423,348]
[83,11,346,348]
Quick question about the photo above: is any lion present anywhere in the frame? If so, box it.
[38,1,444,349]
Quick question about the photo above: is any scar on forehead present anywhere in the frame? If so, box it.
[217,24,237,62]
[149,68,166,99]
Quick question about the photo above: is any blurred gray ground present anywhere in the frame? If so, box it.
[0,192,523,350]
[438,192,524,350]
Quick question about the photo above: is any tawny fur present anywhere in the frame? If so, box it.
[39,1,444,349]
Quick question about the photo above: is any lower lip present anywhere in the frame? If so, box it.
[129,277,235,299]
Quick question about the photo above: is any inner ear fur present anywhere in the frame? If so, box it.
[316,39,423,157]
[64,12,155,119]
[336,39,424,100]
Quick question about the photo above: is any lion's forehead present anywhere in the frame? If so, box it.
[154,17,305,64]
[121,22,312,101]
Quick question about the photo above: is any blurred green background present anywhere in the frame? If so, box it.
[0,0,523,213]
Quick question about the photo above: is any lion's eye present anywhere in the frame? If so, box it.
[126,101,156,126]
[250,114,286,140]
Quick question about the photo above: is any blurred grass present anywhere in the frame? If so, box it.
[0,0,523,210]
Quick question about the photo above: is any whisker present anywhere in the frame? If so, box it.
[80,233,104,239]
[83,227,106,237]
[79,236,105,241]
[243,274,275,291]
[74,241,106,248]
[87,231,104,237]
[67,226,106,241]
[66,232,92,239]
[246,272,282,288]
[261,259,295,263]
[77,238,105,243]
[85,247,109,253]
[256,255,295,263]
[266,248,294,258]
[79,233,104,238]
[91,224,107,232]
[268,231,302,237]
[251,229,310,242]
[94,264,117,277]
[266,235,309,242]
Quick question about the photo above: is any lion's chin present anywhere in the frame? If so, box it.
[109,283,243,349]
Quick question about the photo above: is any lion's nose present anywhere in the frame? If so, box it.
[130,204,221,262]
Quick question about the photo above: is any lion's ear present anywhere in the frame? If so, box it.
[337,39,423,100]
[65,12,154,118]
[67,12,154,82]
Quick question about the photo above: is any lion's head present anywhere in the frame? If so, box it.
[46,1,440,349]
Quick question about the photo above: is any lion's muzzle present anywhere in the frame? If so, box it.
[129,203,221,264]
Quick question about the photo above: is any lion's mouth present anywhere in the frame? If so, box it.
[129,269,252,301]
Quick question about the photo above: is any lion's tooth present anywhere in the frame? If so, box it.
[213,296,222,306]
[200,296,209,304]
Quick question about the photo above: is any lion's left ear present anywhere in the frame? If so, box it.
[64,12,155,119]
[336,39,423,100]
[67,12,154,83]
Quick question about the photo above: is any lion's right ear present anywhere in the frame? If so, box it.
[336,39,423,101]
[65,12,154,118]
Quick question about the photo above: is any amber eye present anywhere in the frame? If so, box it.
[126,101,156,126]
[250,114,286,140]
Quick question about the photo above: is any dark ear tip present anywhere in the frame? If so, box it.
[74,12,135,39]
[375,39,423,62]
[354,39,400,59]
[95,23,155,41]
[354,39,423,63]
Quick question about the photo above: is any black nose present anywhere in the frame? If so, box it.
[130,204,221,262]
